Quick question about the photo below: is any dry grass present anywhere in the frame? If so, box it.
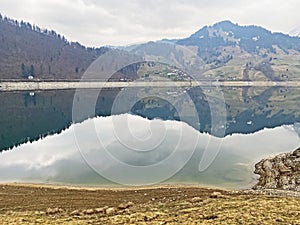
[0,184,299,224]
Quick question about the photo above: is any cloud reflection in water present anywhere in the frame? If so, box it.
[0,114,299,188]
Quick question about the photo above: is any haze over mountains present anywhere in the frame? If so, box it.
[1,14,300,81]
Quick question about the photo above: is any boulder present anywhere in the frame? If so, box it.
[254,147,300,191]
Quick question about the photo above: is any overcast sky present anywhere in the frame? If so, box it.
[0,0,299,47]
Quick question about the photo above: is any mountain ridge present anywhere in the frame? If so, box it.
[175,20,300,57]
[129,20,300,81]
[1,14,300,81]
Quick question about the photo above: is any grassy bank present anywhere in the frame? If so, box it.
[0,183,299,224]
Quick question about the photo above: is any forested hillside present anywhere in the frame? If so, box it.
[0,14,108,80]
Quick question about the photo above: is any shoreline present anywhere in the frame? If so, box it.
[1,80,300,91]
[1,182,299,198]
[0,182,235,192]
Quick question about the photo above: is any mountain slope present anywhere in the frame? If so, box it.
[0,14,108,80]
[129,21,300,81]
[1,16,300,81]
[178,21,300,55]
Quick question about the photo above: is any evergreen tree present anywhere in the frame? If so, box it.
[21,63,27,78]
[30,65,35,76]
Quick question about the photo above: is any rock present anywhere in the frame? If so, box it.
[293,148,300,157]
[191,197,202,202]
[117,203,129,210]
[85,209,95,215]
[254,147,300,191]
[127,202,134,207]
[106,207,117,215]
[70,210,80,216]
[46,207,60,215]
[278,162,291,173]
[5,210,14,215]
[34,211,45,215]
[210,192,223,198]
[118,203,128,210]
[117,202,135,210]
[95,207,105,213]
[204,215,218,220]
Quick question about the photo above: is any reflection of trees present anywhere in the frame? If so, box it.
[1,86,300,152]
[0,89,120,152]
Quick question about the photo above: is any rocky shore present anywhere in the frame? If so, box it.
[254,147,300,191]
[0,184,299,224]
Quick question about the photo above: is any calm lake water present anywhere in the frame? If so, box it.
[0,86,299,188]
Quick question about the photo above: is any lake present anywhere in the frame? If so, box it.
[0,86,299,188]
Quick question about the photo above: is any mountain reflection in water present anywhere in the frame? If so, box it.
[0,86,300,152]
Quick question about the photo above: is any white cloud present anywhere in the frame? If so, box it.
[0,0,299,46]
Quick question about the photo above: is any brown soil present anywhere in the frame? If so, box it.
[0,183,299,224]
